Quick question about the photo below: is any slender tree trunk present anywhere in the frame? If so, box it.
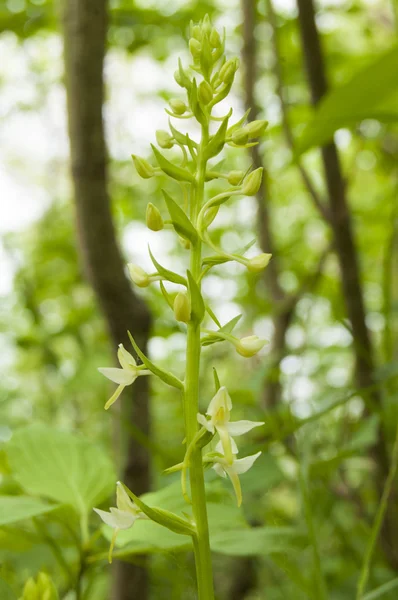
[296,0,397,570]
[63,0,151,597]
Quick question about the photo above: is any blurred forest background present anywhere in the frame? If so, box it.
[1,0,398,599]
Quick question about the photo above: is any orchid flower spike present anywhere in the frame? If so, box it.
[94,482,147,563]
[98,344,150,409]
[212,441,262,507]
[197,386,264,465]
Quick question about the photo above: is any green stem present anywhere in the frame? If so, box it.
[184,122,214,599]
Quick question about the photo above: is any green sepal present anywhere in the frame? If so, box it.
[187,270,205,324]
[169,119,189,146]
[201,314,242,346]
[162,190,198,244]
[151,144,195,183]
[128,331,184,391]
[159,281,174,310]
[148,245,187,286]
[213,367,221,392]
[121,483,196,536]
[204,112,230,160]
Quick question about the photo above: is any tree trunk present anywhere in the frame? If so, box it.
[63,0,151,597]
[296,0,397,570]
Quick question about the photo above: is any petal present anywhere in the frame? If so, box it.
[93,508,119,529]
[109,507,137,529]
[213,463,227,479]
[197,413,214,432]
[216,425,234,466]
[117,344,137,371]
[98,367,135,385]
[232,452,262,475]
[116,482,137,513]
[215,437,238,455]
[227,420,264,437]
[207,386,232,417]
[104,384,125,410]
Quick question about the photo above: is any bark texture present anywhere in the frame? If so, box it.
[63,0,151,597]
[296,0,397,569]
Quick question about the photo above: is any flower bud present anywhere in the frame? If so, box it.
[247,253,272,273]
[219,58,239,84]
[235,335,267,358]
[146,203,164,231]
[210,28,221,48]
[128,264,150,288]
[245,119,269,139]
[189,38,202,58]
[174,70,183,86]
[191,25,202,41]
[132,155,155,179]
[242,167,263,196]
[169,98,188,115]
[231,129,249,145]
[156,129,173,149]
[173,291,191,323]
[22,578,38,600]
[227,170,245,186]
[203,205,219,228]
[198,80,213,105]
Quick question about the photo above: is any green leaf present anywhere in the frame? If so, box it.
[162,190,198,243]
[210,527,307,556]
[151,144,195,182]
[7,424,115,516]
[148,245,187,286]
[128,331,184,391]
[297,45,398,153]
[187,270,205,324]
[0,579,16,600]
[159,281,174,310]
[168,119,189,146]
[213,367,221,392]
[0,496,59,526]
[201,314,242,346]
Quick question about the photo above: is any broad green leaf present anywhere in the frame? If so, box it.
[151,144,195,182]
[187,270,205,324]
[162,190,198,243]
[148,246,187,286]
[297,45,398,153]
[7,424,115,516]
[128,331,184,390]
[0,579,16,600]
[210,527,307,556]
[0,496,59,526]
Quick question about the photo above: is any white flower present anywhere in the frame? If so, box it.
[212,441,262,507]
[197,386,264,465]
[98,344,150,409]
[235,335,267,357]
[94,482,146,563]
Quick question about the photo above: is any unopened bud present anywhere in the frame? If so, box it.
[169,98,187,115]
[210,28,221,48]
[231,129,249,145]
[191,25,202,41]
[173,291,191,323]
[202,15,212,35]
[189,38,202,58]
[198,80,213,105]
[132,155,155,179]
[227,170,245,186]
[146,203,164,231]
[156,130,173,149]
[247,253,272,273]
[235,335,267,358]
[203,205,219,228]
[245,119,269,139]
[219,58,239,84]
[174,70,183,86]
[128,264,150,288]
[22,578,38,600]
[242,167,263,196]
